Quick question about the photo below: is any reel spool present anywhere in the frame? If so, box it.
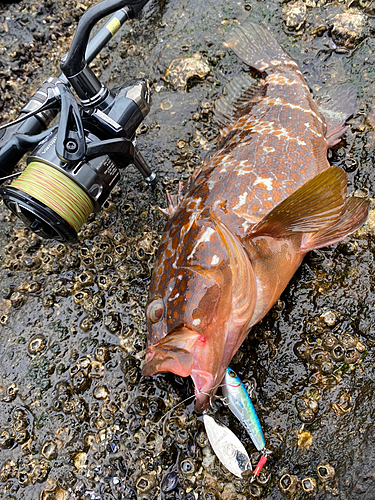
[1,163,94,242]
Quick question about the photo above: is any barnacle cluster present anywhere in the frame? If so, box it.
[293,324,366,423]
[279,463,335,497]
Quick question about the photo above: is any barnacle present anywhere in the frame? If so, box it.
[322,334,336,351]
[17,470,30,486]
[180,458,196,475]
[75,271,95,289]
[103,312,121,333]
[92,293,105,309]
[298,408,315,423]
[331,344,345,362]
[71,369,91,393]
[14,429,30,444]
[257,469,271,486]
[28,281,42,293]
[202,489,221,500]
[93,386,109,400]
[1,383,18,402]
[317,463,335,482]
[95,346,110,363]
[301,477,316,494]
[80,316,93,331]
[136,473,157,494]
[279,474,298,496]
[41,441,58,460]
[10,292,26,308]
[0,429,14,449]
[28,334,47,354]
[133,396,148,416]
[89,361,105,379]
[0,460,17,482]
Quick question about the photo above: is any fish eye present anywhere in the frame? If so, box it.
[228,369,237,378]
[146,298,164,324]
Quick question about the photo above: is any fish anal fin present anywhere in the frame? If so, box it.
[159,181,184,219]
[248,166,348,239]
[316,83,357,148]
[301,197,369,252]
[326,124,350,148]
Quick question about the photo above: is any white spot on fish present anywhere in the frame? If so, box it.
[187,227,215,260]
[169,292,179,301]
[233,191,248,210]
[254,177,273,190]
[304,122,323,137]
[192,318,201,326]
[211,255,220,265]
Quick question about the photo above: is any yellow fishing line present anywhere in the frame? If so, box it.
[12,162,94,233]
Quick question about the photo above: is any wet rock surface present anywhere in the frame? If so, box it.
[1,0,375,498]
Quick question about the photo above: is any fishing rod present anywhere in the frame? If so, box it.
[0,0,156,243]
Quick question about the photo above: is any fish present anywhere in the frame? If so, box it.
[222,367,265,452]
[142,21,369,412]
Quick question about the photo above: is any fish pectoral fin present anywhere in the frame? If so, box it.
[247,166,349,239]
[316,83,357,148]
[301,196,369,252]
[214,74,262,131]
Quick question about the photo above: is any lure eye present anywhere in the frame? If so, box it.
[147,298,164,324]
[228,369,237,378]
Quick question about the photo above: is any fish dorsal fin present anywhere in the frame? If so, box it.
[214,74,262,129]
[316,83,357,148]
[224,21,293,73]
[248,166,348,238]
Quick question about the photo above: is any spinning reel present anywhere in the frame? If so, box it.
[0,0,155,242]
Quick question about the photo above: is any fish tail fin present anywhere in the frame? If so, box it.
[224,21,294,73]
[316,83,357,148]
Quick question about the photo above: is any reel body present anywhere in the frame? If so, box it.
[0,78,152,242]
[0,0,155,243]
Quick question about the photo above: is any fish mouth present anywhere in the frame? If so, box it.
[142,327,221,412]
[142,327,202,378]
[142,345,194,378]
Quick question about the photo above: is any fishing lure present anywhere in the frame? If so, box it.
[203,413,252,478]
[222,367,268,475]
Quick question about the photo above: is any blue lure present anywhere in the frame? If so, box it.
[222,367,266,451]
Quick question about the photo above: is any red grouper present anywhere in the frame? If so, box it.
[142,21,369,412]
